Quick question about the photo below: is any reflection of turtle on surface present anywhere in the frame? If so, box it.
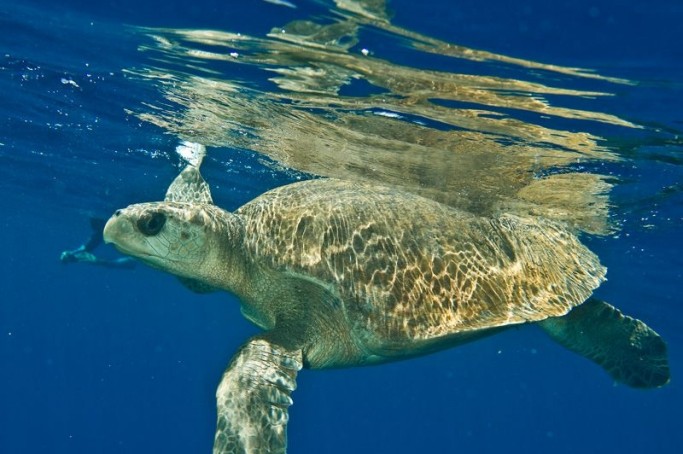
[60,217,136,269]
[104,159,670,453]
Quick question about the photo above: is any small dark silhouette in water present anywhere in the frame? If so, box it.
[60,217,136,269]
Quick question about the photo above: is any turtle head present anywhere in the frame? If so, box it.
[103,201,245,291]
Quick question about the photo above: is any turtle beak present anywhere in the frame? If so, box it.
[103,209,134,247]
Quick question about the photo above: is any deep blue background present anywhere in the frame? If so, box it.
[1,1,681,453]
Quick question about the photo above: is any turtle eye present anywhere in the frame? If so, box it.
[137,211,166,236]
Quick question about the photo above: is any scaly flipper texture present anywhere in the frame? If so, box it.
[164,165,213,204]
[214,338,303,454]
[165,142,212,204]
[539,298,670,388]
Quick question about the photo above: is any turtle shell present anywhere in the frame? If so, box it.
[237,179,605,343]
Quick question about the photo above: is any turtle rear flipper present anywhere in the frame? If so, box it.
[214,337,303,454]
[539,298,670,388]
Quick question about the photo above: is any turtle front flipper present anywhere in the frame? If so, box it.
[539,298,670,388]
[165,142,213,204]
[165,165,214,204]
[214,337,303,454]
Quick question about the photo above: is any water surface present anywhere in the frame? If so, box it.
[1,1,681,452]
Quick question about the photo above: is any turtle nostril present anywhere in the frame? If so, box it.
[137,211,166,236]
[114,209,122,217]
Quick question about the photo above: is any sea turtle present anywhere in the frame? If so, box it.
[103,163,670,453]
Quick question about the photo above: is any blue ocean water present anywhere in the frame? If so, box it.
[1,0,682,453]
